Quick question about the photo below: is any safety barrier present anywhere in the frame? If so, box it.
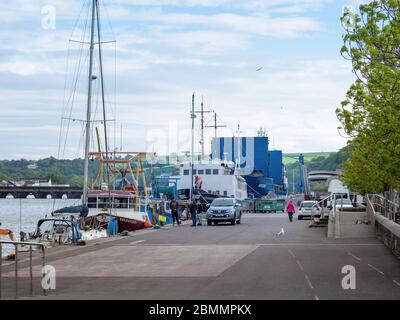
[0,240,47,299]
[366,195,400,257]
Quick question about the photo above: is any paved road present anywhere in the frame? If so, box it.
[2,213,400,299]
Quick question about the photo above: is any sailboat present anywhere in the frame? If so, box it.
[32,0,155,243]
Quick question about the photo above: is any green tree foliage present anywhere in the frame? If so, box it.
[337,0,400,193]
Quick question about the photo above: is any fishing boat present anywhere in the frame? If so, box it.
[81,150,156,233]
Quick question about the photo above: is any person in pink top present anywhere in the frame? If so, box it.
[286,198,296,222]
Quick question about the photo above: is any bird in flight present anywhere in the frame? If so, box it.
[256,66,263,72]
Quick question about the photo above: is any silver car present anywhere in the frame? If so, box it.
[207,198,242,225]
[298,200,320,220]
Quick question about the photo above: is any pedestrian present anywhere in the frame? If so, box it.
[286,198,296,222]
[196,200,203,226]
[170,198,180,226]
[189,200,197,227]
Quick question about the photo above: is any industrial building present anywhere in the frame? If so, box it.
[211,136,287,197]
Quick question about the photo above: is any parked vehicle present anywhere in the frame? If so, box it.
[334,198,354,209]
[298,200,320,220]
[206,198,242,225]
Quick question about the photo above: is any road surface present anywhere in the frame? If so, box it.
[2,213,400,300]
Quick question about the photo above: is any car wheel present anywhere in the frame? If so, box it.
[237,215,241,224]
[207,220,212,226]
[231,216,236,225]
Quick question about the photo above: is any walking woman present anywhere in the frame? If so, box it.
[286,197,296,222]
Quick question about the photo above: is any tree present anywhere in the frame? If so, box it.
[337,0,400,193]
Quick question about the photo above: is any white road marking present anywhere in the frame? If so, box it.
[393,280,400,287]
[130,240,146,245]
[296,260,304,271]
[368,264,385,275]
[305,275,314,289]
[288,249,296,258]
[348,252,361,261]
[257,243,383,246]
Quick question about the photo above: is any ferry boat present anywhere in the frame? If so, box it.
[176,159,248,202]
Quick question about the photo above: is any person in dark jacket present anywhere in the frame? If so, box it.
[189,200,197,227]
[170,199,180,226]
[196,200,203,226]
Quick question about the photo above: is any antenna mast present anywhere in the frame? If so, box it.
[190,93,195,202]
[206,111,226,138]
[194,97,212,160]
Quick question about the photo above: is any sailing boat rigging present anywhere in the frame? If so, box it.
[31,0,158,244]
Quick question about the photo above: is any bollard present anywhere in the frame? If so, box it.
[0,241,46,299]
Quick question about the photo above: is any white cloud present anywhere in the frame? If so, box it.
[0,0,351,159]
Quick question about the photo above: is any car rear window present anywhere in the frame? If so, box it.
[301,202,316,208]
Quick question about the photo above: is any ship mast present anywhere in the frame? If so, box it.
[190,93,195,202]
[82,0,97,205]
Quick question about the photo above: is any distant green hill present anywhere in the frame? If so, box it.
[283,152,333,165]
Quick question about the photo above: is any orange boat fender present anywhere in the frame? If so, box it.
[144,219,152,228]
[0,229,17,241]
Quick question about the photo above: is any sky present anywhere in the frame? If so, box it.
[0,0,366,160]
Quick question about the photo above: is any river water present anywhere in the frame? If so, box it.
[0,199,80,256]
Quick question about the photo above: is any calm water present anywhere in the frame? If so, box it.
[0,199,80,256]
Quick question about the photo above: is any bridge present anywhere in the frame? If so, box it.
[308,170,342,183]
[0,186,83,199]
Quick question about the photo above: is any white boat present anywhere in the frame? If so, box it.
[5,193,14,199]
[176,159,248,201]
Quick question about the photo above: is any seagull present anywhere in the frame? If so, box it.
[256,66,263,72]
[276,228,285,237]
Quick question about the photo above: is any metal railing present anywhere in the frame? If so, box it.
[368,194,399,223]
[366,195,400,257]
[313,194,332,219]
[0,240,47,299]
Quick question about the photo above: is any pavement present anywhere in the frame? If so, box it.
[1,213,400,300]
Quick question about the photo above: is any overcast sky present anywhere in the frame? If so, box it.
[0,0,365,160]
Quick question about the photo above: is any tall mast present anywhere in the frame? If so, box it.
[190,93,195,202]
[200,97,204,160]
[96,0,113,216]
[82,0,97,205]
